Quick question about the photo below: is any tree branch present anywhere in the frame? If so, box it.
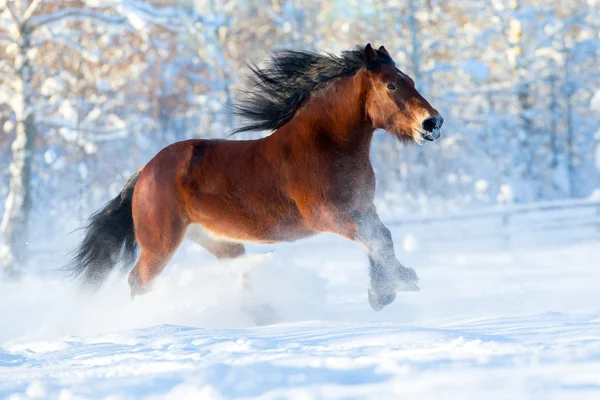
[0,59,17,76]
[6,1,22,29]
[34,32,101,63]
[113,1,185,29]
[29,8,128,32]
[0,32,18,45]
[23,0,44,22]
[29,3,186,33]
[39,118,128,141]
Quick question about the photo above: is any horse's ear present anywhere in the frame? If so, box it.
[378,46,390,56]
[363,43,378,65]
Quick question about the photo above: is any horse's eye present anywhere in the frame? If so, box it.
[387,83,396,91]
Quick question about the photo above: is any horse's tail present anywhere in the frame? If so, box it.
[67,169,142,288]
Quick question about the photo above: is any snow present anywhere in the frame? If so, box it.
[462,59,490,84]
[1,224,599,399]
[596,143,600,172]
[590,89,600,112]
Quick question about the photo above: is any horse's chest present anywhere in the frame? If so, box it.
[326,165,376,203]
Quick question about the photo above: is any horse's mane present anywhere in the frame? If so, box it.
[232,46,395,134]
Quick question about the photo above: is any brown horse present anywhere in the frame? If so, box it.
[68,44,443,311]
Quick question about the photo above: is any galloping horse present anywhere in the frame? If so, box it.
[68,44,443,311]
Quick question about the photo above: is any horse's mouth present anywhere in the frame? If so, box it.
[416,129,441,142]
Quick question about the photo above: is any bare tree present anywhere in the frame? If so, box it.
[0,0,185,276]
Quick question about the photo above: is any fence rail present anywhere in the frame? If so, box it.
[388,198,600,251]
[29,198,600,261]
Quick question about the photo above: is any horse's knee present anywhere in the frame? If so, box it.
[376,225,392,243]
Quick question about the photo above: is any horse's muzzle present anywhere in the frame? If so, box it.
[421,115,444,141]
[422,129,441,141]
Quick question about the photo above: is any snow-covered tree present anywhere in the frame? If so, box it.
[0,0,190,275]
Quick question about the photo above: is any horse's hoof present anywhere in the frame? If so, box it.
[252,304,278,326]
[368,289,396,311]
[398,266,419,282]
[241,301,278,326]
[396,279,420,292]
[129,281,149,299]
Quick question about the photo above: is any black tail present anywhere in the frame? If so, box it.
[67,170,141,288]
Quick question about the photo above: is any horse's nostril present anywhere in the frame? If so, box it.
[422,116,443,132]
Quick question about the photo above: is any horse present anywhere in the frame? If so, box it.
[67,44,443,311]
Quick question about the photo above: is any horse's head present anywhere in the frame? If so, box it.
[363,44,443,144]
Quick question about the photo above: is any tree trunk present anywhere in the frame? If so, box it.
[565,82,575,198]
[0,33,35,277]
[0,116,36,276]
[562,51,575,198]
[518,81,534,187]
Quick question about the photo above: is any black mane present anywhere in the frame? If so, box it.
[232,46,395,134]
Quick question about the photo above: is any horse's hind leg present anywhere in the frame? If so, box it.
[128,246,181,297]
[185,225,245,259]
[185,227,276,325]
[128,217,187,297]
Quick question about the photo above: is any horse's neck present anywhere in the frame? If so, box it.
[281,71,375,154]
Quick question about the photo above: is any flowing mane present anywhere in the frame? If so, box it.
[232,46,395,134]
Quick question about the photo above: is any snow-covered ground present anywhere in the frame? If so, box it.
[1,225,599,399]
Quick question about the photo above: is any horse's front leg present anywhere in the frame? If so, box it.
[299,205,418,311]
[354,209,419,311]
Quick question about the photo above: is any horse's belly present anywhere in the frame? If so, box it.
[184,176,315,243]
[187,214,316,244]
